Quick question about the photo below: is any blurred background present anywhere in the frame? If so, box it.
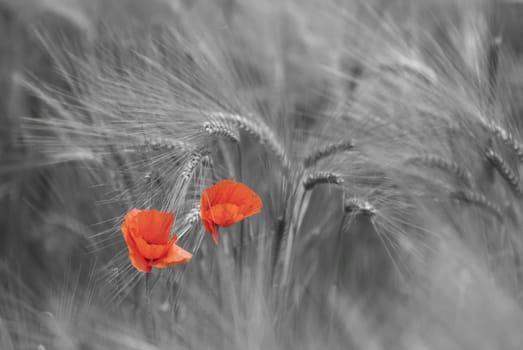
[2,0,523,349]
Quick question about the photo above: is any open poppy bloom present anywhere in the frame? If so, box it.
[200,180,262,244]
[121,209,192,272]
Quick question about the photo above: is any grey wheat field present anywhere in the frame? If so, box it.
[2,0,523,349]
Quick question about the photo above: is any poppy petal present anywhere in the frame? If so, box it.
[202,218,217,235]
[200,180,235,208]
[134,210,174,244]
[201,218,219,244]
[153,244,193,268]
[201,180,238,207]
[200,180,262,245]
[124,209,142,222]
[200,180,240,213]
[134,235,175,260]
[122,210,142,251]
[121,209,140,238]
[240,189,262,216]
[227,182,259,207]
[121,223,135,249]
[212,231,219,245]
[129,251,151,273]
[201,180,262,214]
[123,231,139,257]
[208,203,243,227]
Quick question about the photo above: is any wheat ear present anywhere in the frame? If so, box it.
[181,150,211,182]
[303,172,344,191]
[206,112,290,168]
[184,205,201,225]
[202,120,241,144]
[487,36,502,96]
[449,189,502,219]
[303,140,355,168]
[344,198,377,217]
[488,123,523,162]
[485,148,523,197]
[120,137,193,154]
[406,154,471,185]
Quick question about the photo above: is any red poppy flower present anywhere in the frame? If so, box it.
[121,209,192,272]
[200,180,262,244]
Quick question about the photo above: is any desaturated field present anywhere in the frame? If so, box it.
[2,0,523,349]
